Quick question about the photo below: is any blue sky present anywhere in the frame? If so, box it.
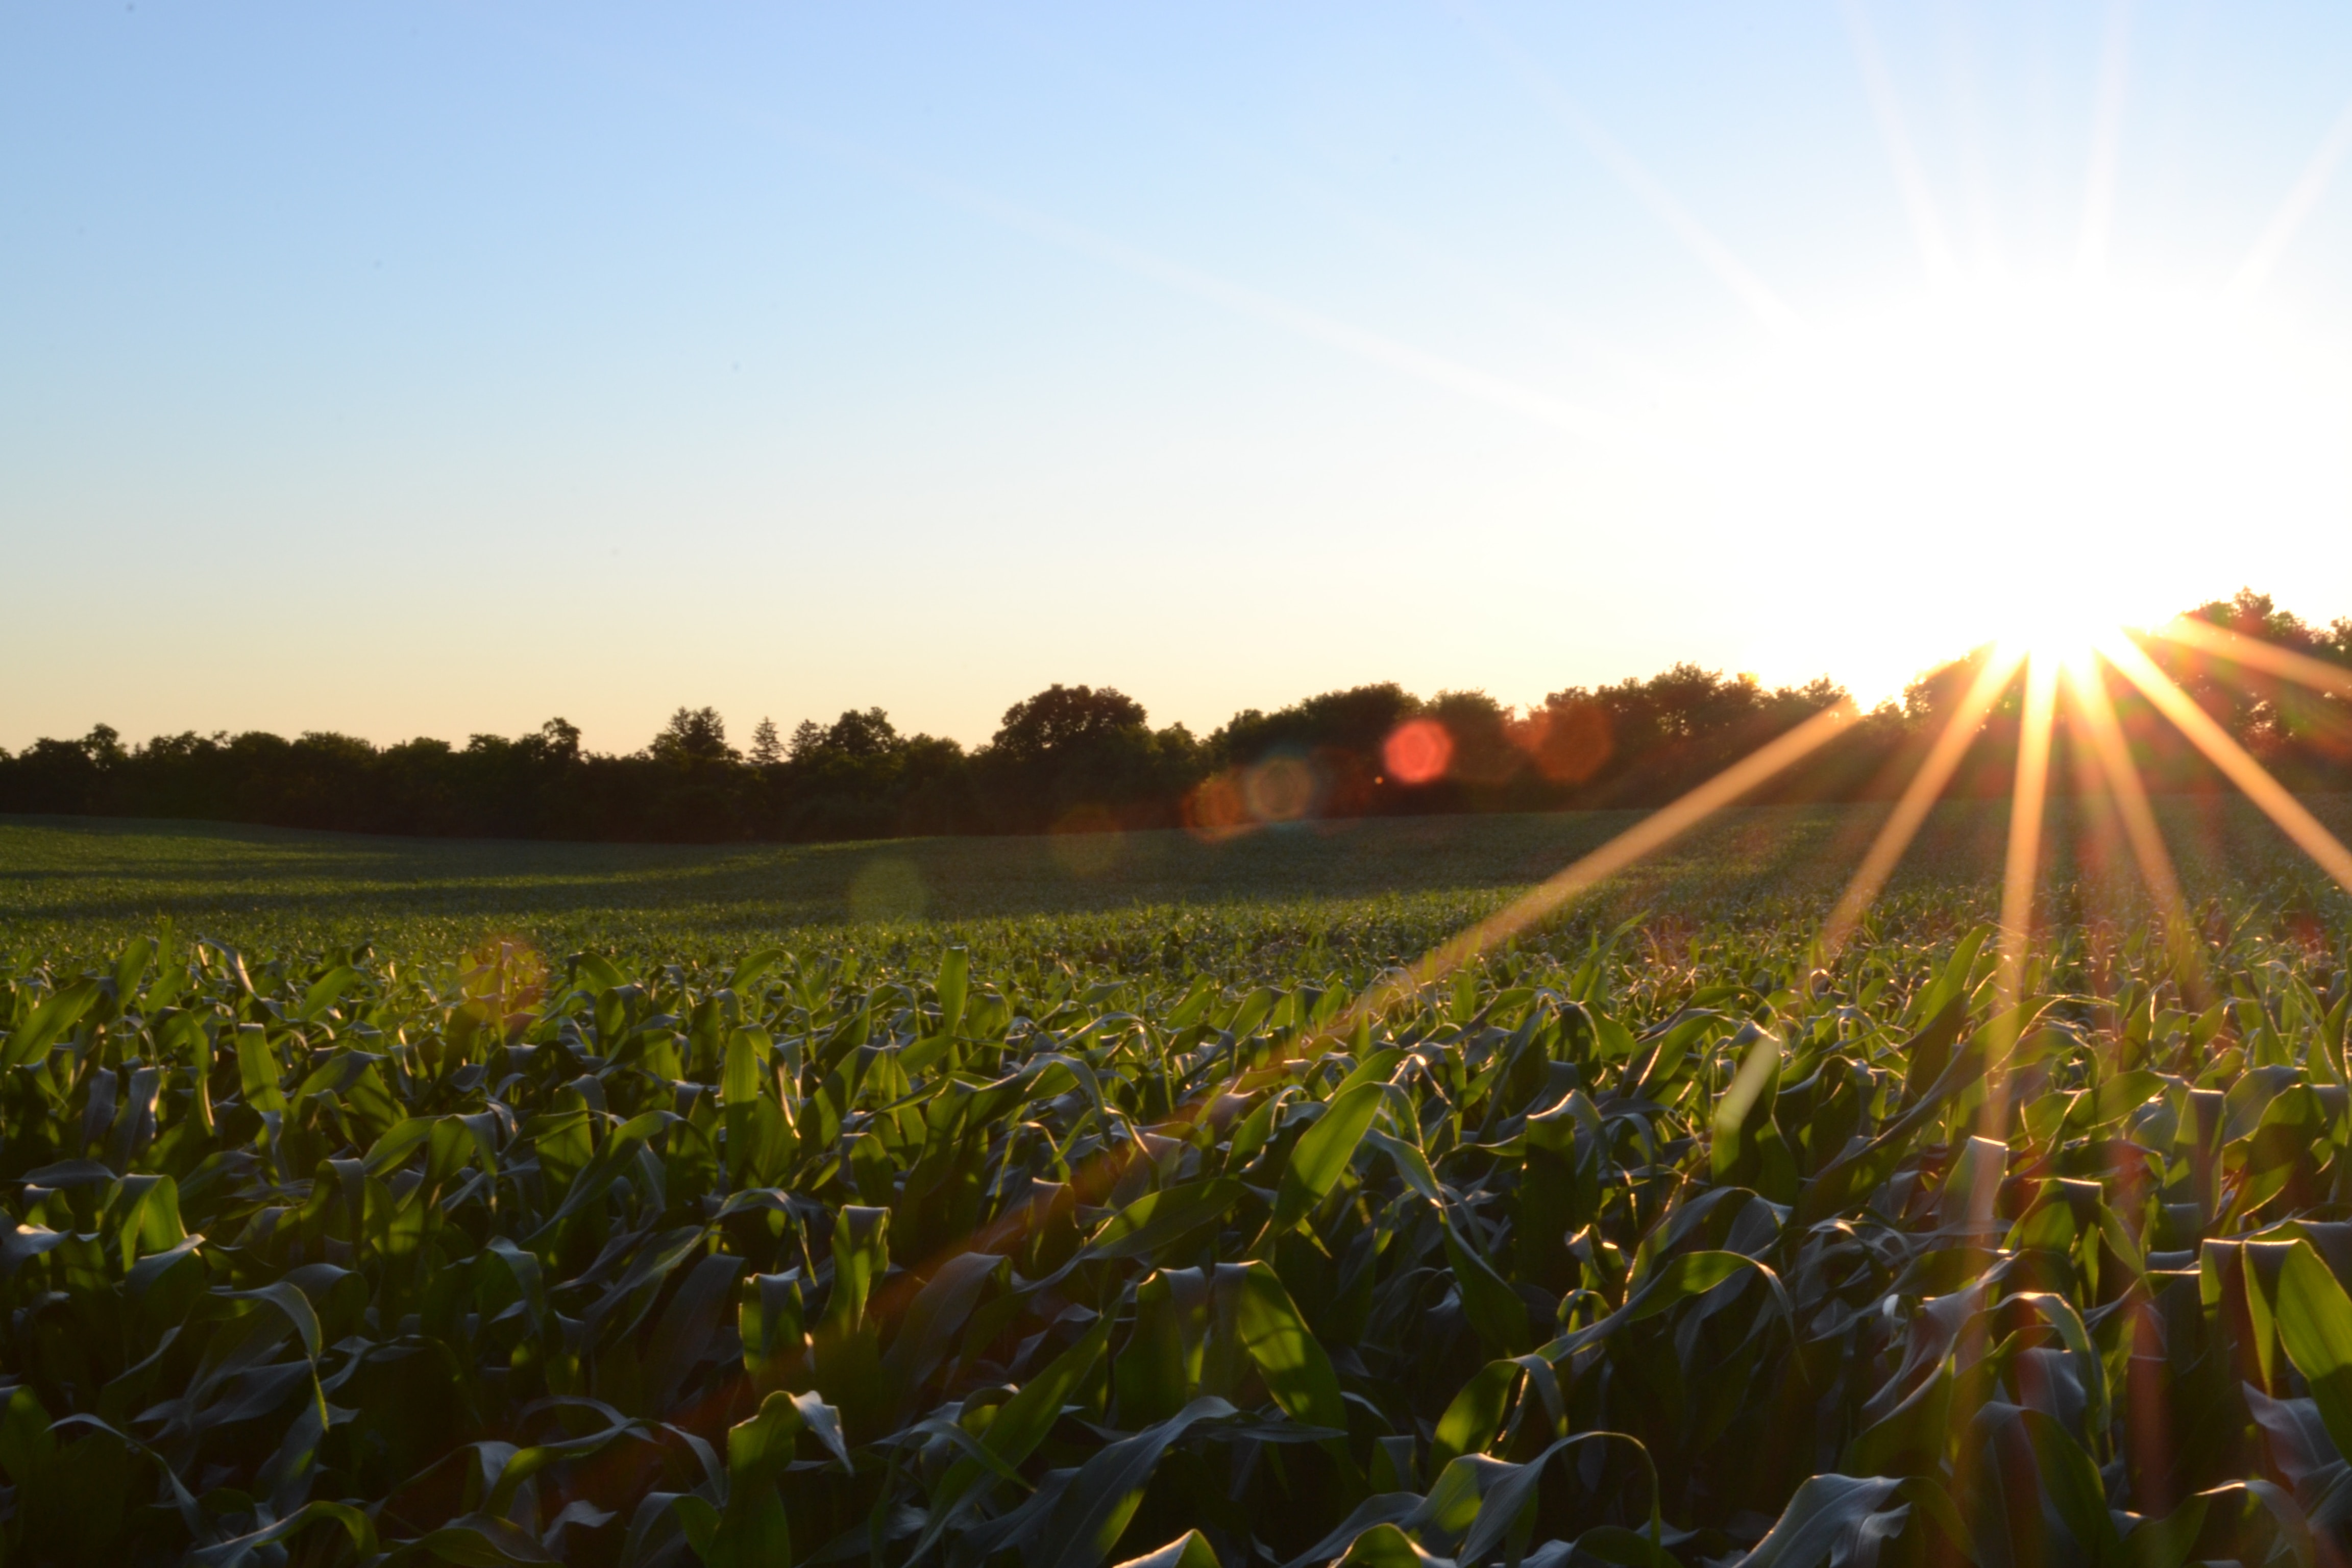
[8,3,2352,753]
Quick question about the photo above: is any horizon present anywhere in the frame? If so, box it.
[10,5,2352,753]
[12,584,2340,759]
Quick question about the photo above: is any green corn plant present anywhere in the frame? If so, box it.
[0,892,2348,1567]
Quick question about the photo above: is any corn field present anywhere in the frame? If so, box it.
[3,904,2351,1568]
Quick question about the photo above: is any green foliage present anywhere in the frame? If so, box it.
[3,852,2352,1565]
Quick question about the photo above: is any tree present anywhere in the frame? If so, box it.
[2190,587,2318,648]
[749,718,783,767]
[978,684,1169,833]
[1208,683,1420,769]
[650,707,736,766]
[1904,647,2004,723]
[788,709,902,762]
[1,736,106,812]
[538,718,581,764]
[771,707,962,842]
[824,708,900,759]
[1424,690,1517,785]
[2173,589,2342,765]
[989,684,1149,765]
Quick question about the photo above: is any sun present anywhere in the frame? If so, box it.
[1652,279,2352,701]
[1976,567,2130,676]
[1986,603,2112,678]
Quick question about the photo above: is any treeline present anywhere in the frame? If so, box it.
[4,590,2347,844]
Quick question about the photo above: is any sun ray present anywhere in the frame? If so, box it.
[2000,656,2062,968]
[2066,713,2134,935]
[2064,653,2210,1006]
[2074,0,2134,282]
[2147,615,2352,700]
[2100,632,2352,894]
[1840,0,1962,288]
[1977,652,2061,1155]
[1935,6,2007,275]
[1820,645,2025,957]
[2224,94,2352,308]
[1451,0,1806,341]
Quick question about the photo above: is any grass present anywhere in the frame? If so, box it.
[7,794,2347,971]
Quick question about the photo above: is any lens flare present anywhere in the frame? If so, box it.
[847,856,927,921]
[1383,718,1453,785]
[1181,772,1252,841]
[1241,755,1317,823]
[459,935,547,1045]
[1049,805,1124,876]
[1512,700,1614,783]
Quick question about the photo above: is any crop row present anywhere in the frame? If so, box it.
[0,908,2348,1567]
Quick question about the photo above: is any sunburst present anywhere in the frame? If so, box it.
[1812,623,2352,1109]
[834,2,2352,1319]
[1297,609,2352,1111]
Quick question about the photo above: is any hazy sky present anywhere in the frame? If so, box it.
[9,3,2352,754]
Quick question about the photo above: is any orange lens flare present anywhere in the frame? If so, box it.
[1180,772,1252,842]
[1382,718,1454,785]
[1182,753,1331,840]
[1510,699,1614,783]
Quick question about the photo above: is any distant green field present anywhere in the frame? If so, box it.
[6,795,2344,973]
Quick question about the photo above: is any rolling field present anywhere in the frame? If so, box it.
[3,800,2351,1567]
[7,794,2346,969]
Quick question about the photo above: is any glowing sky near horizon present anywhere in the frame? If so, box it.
[7,3,2352,754]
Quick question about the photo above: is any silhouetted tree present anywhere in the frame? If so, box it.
[989,685,1148,764]
[749,718,783,767]
[538,718,581,764]
[982,684,1193,833]
[650,707,736,766]
[2163,588,2352,778]
[4,588,2344,844]
[1209,684,1419,769]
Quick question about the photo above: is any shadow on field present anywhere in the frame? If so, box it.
[5,794,2343,952]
